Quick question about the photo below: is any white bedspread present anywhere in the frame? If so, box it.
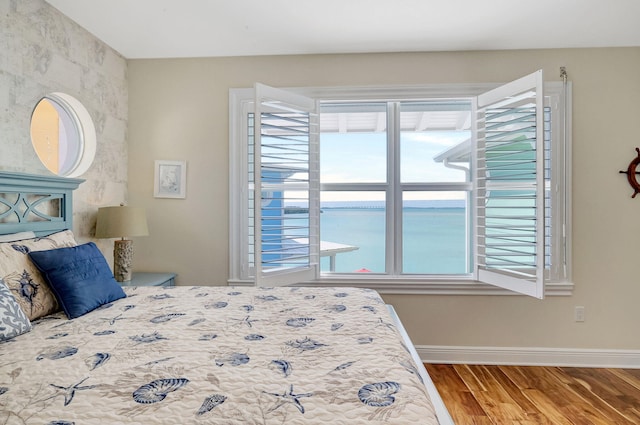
[0,286,439,424]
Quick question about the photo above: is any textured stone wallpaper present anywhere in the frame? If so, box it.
[0,0,128,258]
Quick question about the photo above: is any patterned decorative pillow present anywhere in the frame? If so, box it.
[0,230,77,320]
[0,278,32,341]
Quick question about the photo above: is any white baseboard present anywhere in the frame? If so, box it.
[417,345,640,368]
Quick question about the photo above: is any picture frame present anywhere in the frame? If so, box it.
[154,160,186,199]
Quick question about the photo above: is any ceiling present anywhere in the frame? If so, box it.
[44,0,640,59]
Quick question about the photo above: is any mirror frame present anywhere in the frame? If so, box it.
[30,92,96,178]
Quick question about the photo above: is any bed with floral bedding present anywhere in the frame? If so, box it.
[0,171,452,424]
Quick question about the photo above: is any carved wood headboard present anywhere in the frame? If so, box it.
[0,172,84,236]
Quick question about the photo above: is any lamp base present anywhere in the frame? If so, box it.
[113,239,133,282]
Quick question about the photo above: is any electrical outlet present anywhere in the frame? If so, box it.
[575,306,585,322]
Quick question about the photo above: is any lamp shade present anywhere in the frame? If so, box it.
[95,206,149,239]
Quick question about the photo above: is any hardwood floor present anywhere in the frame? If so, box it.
[424,364,640,425]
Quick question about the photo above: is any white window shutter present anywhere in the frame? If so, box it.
[475,70,545,298]
[254,83,319,287]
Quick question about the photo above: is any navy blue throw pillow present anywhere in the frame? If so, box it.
[28,242,126,319]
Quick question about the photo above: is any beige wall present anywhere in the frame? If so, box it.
[128,48,640,350]
[0,0,128,256]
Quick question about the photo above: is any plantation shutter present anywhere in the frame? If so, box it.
[254,83,319,287]
[475,70,545,298]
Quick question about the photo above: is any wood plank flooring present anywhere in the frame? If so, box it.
[424,364,640,425]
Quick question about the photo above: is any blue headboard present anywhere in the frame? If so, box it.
[0,171,84,236]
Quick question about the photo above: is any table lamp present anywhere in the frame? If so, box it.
[95,205,149,282]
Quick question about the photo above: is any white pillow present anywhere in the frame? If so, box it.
[0,231,36,243]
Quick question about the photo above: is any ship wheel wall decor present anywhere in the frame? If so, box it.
[619,148,640,198]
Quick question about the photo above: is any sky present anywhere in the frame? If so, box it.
[318,130,471,202]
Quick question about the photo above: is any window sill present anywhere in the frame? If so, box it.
[227,277,574,296]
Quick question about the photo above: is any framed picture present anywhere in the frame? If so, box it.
[154,160,186,199]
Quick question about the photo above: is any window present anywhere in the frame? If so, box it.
[229,72,572,296]
[319,100,473,276]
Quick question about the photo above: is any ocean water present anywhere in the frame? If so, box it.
[318,207,469,274]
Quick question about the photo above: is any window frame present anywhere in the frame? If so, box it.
[319,100,474,276]
[229,82,573,296]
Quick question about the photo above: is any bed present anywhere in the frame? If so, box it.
[0,171,454,424]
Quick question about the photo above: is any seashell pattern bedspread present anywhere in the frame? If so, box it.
[0,286,439,424]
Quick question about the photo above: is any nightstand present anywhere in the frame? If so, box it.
[120,272,176,288]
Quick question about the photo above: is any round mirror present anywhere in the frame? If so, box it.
[30,92,96,177]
